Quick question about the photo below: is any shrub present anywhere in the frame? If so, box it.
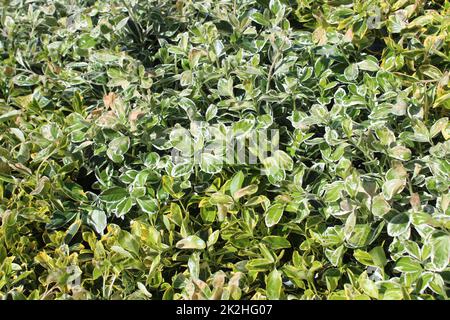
[0,0,448,300]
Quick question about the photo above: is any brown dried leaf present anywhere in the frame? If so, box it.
[103,92,117,109]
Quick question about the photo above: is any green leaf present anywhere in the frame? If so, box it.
[388,146,411,161]
[387,213,410,237]
[230,171,245,198]
[412,119,430,142]
[266,269,282,300]
[323,268,341,292]
[382,179,406,200]
[344,63,359,81]
[430,233,450,271]
[325,246,346,267]
[171,161,194,177]
[358,58,379,72]
[234,185,258,200]
[118,230,140,256]
[395,257,422,273]
[100,187,128,203]
[217,78,234,97]
[116,197,133,217]
[232,119,254,138]
[346,224,371,248]
[430,118,448,138]
[265,203,284,227]
[47,211,78,230]
[205,104,218,121]
[64,219,82,244]
[176,235,206,250]
[370,246,388,268]
[62,182,88,202]
[359,276,379,299]
[88,209,107,234]
[200,153,223,174]
[170,127,193,156]
[354,250,374,266]
[250,12,270,26]
[107,136,130,163]
[429,273,447,297]
[210,193,234,205]
[372,194,391,217]
[136,198,159,215]
[272,150,293,171]
[263,157,286,185]
[262,236,291,249]
[213,40,224,57]
[323,182,344,203]
[0,110,21,123]
[387,12,407,33]
[269,0,282,15]
[433,93,450,109]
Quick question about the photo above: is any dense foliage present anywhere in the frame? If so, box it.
[0,0,449,300]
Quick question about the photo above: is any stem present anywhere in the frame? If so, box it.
[423,83,430,122]
[266,50,282,93]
